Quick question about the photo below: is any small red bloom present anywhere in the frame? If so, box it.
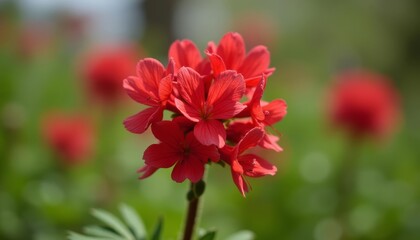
[82,46,138,105]
[142,121,219,183]
[42,113,94,164]
[123,58,173,134]
[174,67,246,148]
[221,127,277,196]
[328,70,401,139]
[207,32,275,87]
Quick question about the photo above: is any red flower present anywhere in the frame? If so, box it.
[221,128,277,196]
[142,121,219,183]
[82,46,138,105]
[328,70,401,139]
[122,34,286,195]
[123,58,173,134]
[42,113,95,164]
[207,32,275,87]
[174,67,246,148]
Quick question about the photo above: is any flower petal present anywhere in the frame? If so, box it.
[136,58,165,95]
[208,70,245,104]
[237,127,264,154]
[123,106,163,134]
[171,156,205,183]
[239,154,277,177]
[123,76,159,106]
[262,99,287,126]
[244,67,275,88]
[176,67,205,108]
[174,98,201,122]
[151,121,184,148]
[194,119,226,148]
[158,75,173,102]
[207,70,246,119]
[168,40,202,71]
[137,164,158,179]
[226,120,254,144]
[238,45,270,79]
[259,133,283,152]
[231,169,249,197]
[216,32,245,70]
[211,101,246,120]
[186,132,220,162]
[143,143,181,168]
[206,52,226,77]
[248,76,266,121]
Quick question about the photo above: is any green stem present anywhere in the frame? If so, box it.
[335,138,360,239]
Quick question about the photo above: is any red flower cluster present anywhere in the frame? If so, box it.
[328,70,401,139]
[124,32,287,196]
[42,113,95,165]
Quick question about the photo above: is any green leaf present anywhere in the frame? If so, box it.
[91,209,134,240]
[84,226,125,239]
[199,230,217,240]
[226,230,255,240]
[150,217,163,240]
[119,204,147,239]
[68,231,116,240]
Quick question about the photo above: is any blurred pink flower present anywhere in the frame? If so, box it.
[328,70,401,139]
[42,113,95,164]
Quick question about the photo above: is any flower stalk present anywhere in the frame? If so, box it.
[183,180,205,240]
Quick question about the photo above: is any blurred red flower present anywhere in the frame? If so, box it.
[42,113,95,164]
[82,46,139,106]
[328,70,401,139]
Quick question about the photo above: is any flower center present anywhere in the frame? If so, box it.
[200,102,213,120]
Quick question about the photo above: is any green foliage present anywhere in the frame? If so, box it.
[68,204,160,240]
[199,230,217,240]
[150,217,163,240]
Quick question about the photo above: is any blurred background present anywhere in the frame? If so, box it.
[1,0,420,239]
